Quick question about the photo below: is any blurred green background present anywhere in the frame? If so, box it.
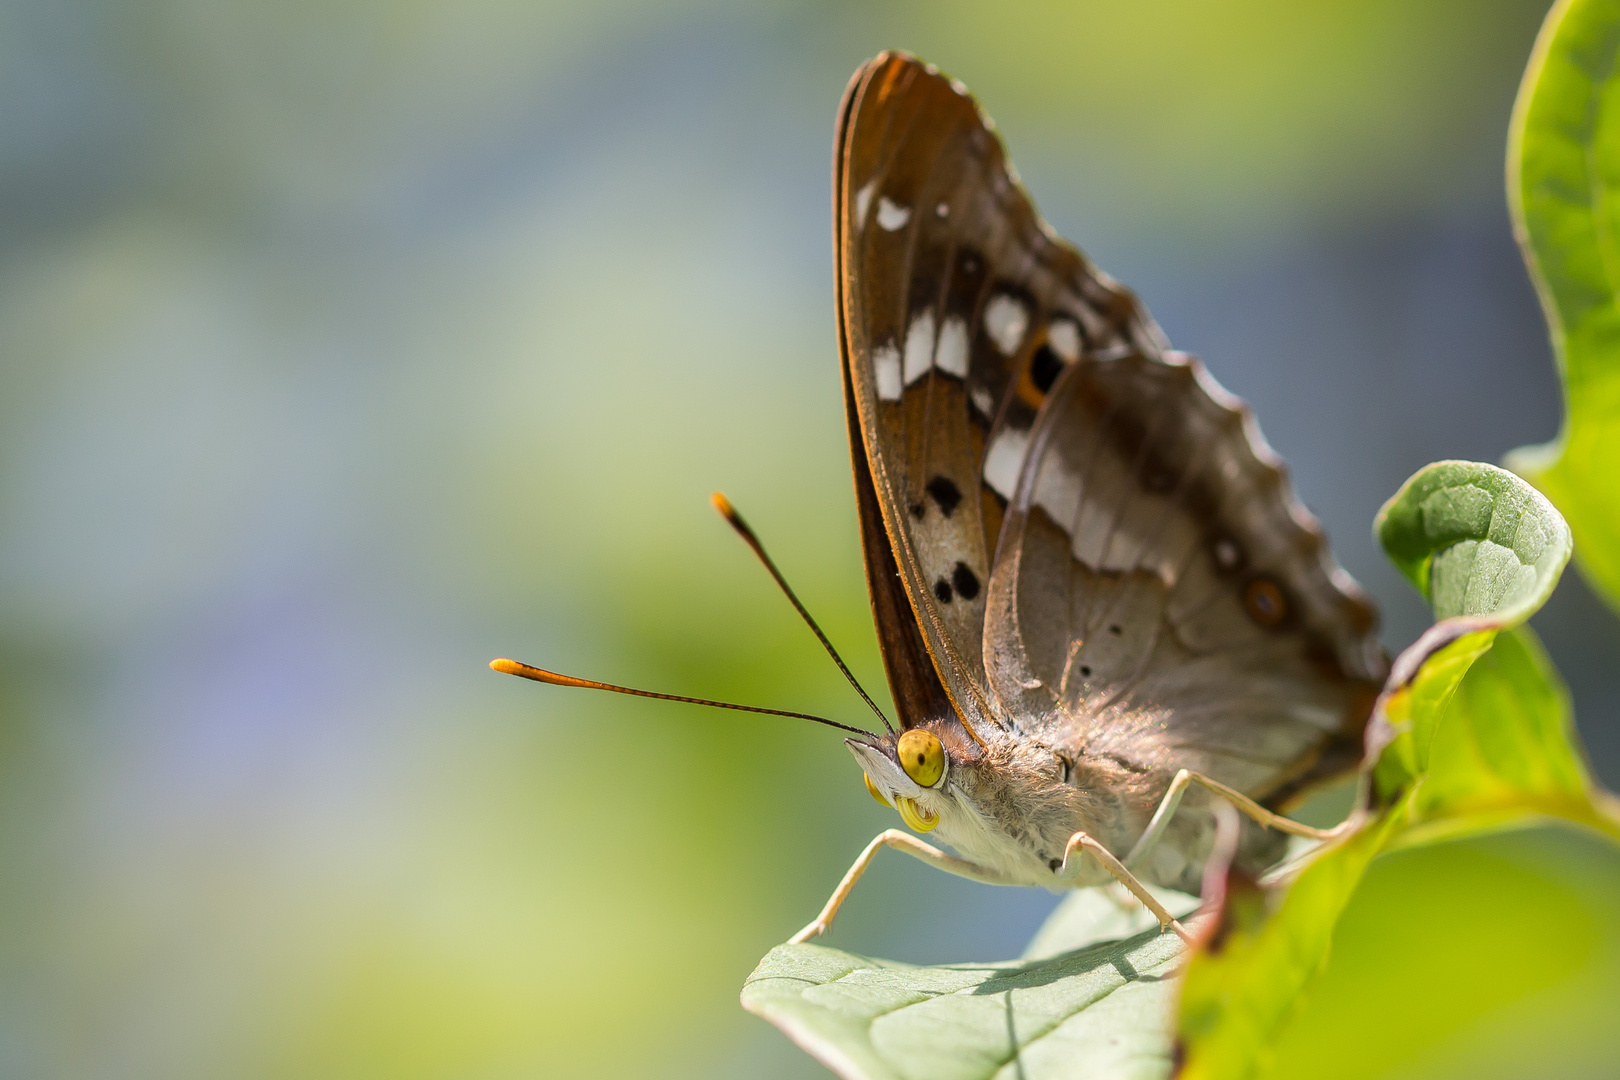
[2,1,1619,1077]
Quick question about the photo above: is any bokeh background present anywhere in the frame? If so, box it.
[3,1,1619,1077]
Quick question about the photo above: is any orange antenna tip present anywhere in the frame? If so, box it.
[489,658,576,685]
[710,491,737,520]
[483,654,880,738]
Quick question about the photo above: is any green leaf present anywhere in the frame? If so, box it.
[1368,627,1500,796]
[1175,807,1408,1080]
[1373,460,1571,623]
[1262,825,1620,1079]
[1506,0,1620,612]
[1404,625,1598,835]
[1179,630,1620,1080]
[1368,459,1571,795]
[1176,459,1602,1080]
[741,889,1199,1080]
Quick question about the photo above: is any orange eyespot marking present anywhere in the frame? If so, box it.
[896,729,945,787]
[1244,577,1288,627]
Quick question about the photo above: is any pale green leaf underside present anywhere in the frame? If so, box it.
[743,890,1199,1080]
[1373,460,1571,624]
[1370,461,1573,792]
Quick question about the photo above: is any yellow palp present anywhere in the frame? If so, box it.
[864,772,892,806]
[896,796,939,833]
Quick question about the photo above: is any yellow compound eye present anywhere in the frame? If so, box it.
[863,772,892,807]
[896,729,945,787]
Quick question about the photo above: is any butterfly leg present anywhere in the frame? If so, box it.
[789,829,1016,944]
[1122,768,1356,870]
[1059,832,1194,944]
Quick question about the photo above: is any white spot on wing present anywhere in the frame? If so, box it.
[936,202,949,218]
[983,427,1029,499]
[970,384,995,417]
[854,180,877,230]
[934,316,969,378]
[1048,319,1082,362]
[1031,452,1081,531]
[985,295,1029,356]
[903,311,936,385]
[876,197,912,231]
[874,343,902,401]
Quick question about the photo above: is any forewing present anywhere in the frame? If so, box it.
[837,53,1164,738]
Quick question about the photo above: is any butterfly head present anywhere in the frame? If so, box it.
[848,728,951,833]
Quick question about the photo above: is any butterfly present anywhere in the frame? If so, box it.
[493,51,1389,944]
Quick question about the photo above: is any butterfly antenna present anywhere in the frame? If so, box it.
[488,658,880,739]
[710,492,896,735]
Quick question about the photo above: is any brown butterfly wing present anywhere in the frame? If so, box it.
[837,53,1166,739]
[835,58,961,735]
[837,52,1386,801]
[981,350,1387,805]
[842,55,1172,738]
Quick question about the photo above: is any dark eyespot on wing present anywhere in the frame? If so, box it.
[926,475,962,516]
[1243,577,1289,627]
[1030,343,1063,393]
[1048,858,1062,872]
[951,561,980,599]
[908,501,925,520]
[934,578,954,603]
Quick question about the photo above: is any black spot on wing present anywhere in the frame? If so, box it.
[1030,343,1063,393]
[926,475,962,516]
[934,578,954,604]
[951,561,980,600]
